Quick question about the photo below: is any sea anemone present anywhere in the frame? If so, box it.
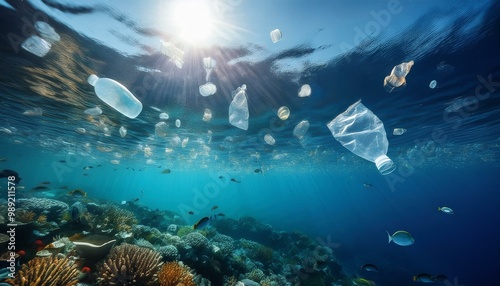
[4,256,80,286]
[158,261,195,286]
[99,243,163,286]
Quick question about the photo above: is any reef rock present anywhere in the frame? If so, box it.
[17,198,68,220]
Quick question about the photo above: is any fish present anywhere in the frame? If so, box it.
[96,164,102,167]
[254,168,262,173]
[67,189,87,197]
[438,206,454,214]
[59,160,66,163]
[161,168,171,174]
[133,198,139,202]
[31,185,49,191]
[211,205,218,211]
[0,169,21,184]
[230,178,241,183]
[413,273,435,283]
[361,263,379,272]
[188,211,194,215]
[352,277,376,286]
[218,176,224,180]
[387,230,415,246]
[40,181,51,185]
[217,213,225,217]
[193,215,216,230]
[363,183,373,188]
[0,158,7,162]
[83,173,89,176]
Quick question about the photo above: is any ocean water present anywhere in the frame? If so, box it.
[0,0,499,285]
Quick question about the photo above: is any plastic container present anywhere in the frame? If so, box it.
[228,84,249,130]
[88,74,142,119]
[327,100,395,175]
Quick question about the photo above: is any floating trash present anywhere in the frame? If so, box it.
[119,126,127,138]
[298,84,311,97]
[84,107,102,116]
[35,21,60,43]
[175,119,181,128]
[88,74,142,119]
[155,122,168,137]
[181,137,189,148]
[393,128,406,135]
[160,41,184,69]
[110,160,120,165]
[199,82,217,97]
[293,120,310,139]
[75,127,86,134]
[229,84,249,130]
[22,107,43,116]
[277,106,290,120]
[203,57,217,81]
[383,61,414,93]
[270,29,282,43]
[429,80,437,89]
[202,108,212,122]
[21,35,51,57]
[264,134,275,145]
[159,112,169,120]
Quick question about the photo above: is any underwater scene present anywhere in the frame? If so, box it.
[0,0,499,285]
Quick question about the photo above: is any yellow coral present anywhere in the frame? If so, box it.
[37,214,48,224]
[158,261,195,286]
[4,256,79,286]
[16,210,35,223]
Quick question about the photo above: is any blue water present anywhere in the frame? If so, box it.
[1,0,500,285]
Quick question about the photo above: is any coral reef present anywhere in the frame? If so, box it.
[16,209,36,223]
[183,232,209,250]
[4,256,80,286]
[99,243,163,286]
[158,261,195,286]
[17,198,69,220]
[157,245,180,261]
[211,233,235,257]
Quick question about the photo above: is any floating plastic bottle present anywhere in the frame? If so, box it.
[199,82,217,97]
[202,108,212,122]
[159,112,169,120]
[293,120,310,139]
[160,41,184,69]
[229,84,249,130]
[429,80,437,89]
[175,119,181,128]
[327,100,395,175]
[35,21,60,43]
[298,84,311,97]
[270,29,282,43]
[203,57,216,81]
[87,74,143,119]
[277,106,290,120]
[384,61,414,93]
[393,128,406,136]
[155,122,168,137]
[21,35,51,57]
[84,107,102,116]
[264,134,275,145]
[75,127,86,134]
[119,126,127,138]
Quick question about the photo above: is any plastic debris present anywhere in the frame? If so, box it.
[84,107,102,116]
[110,160,120,165]
[88,74,142,119]
[429,80,437,89]
[393,128,406,135]
[181,137,189,148]
[35,21,60,43]
[203,57,217,81]
[119,126,127,138]
[264,134,275,145]
[175,119,181,128]
[160,41,184,69]
[293,120,310,139]
[298,84,312,97]
[159,113,169,120]
[21,35,51,57]
[155,122,168,137]
[202,108,212,122]
[270,29,282,43]
[199,82,217,97]
[22,107,43,116]
[277,106,290,120]
[384,61,414,93]
[75,128,86,134]
[229,84,249,130]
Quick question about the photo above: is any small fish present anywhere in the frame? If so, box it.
[217,213,225,217]
[96,164,102,167]
[230,178,241,183]
[59,160,66,163]
[67,189,87,197]
[211,205,218,211]
[363,183,373,188]
[31,185,49,191]
[361,263,379,272]
[132,168,135,171]
[0,158,7,162]
[438,206,454,214]
[218,176,224,179]
[193,216,211,230]
[352,277,376,286]
[0,169,21,184]
[188,211,194,215]
[254,168,262,174]
[387,230,415,246]
[413,273,434,283]
[161,169,171,174]
[83,173,89,176]
[40,181,51,185]
[133,198,139,202]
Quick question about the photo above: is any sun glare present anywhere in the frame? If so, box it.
[173,1,213,45]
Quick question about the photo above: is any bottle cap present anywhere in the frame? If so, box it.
[87,74,99,86]
[375,155,396,175]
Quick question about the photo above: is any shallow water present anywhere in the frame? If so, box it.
[1,0,499,285]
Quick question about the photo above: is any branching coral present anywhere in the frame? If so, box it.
[16,209,36,223]
[158,261,195,286]
[99,243,163,286]
[103,205,138,232]
[4,256,80,286]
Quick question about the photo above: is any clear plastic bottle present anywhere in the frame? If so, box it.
[88,74,142,119]
[327,100,395,175]
[229,84,249,130]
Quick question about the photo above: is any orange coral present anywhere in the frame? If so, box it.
[4,256,79,286]
[158,262,195,286]
[37,214,47,224]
